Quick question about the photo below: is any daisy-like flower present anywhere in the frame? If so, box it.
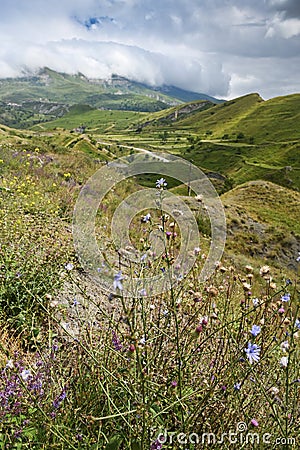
[113,271,123,291]
[250,325,261,337]
[156,178,167,189]
[245,342,261,364]
[281,293,290,302]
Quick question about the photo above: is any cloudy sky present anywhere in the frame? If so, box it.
[0,0,300,99]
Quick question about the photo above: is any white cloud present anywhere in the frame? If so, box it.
[0,0,299,99]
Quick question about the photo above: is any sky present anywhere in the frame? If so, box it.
[0,0,300,99]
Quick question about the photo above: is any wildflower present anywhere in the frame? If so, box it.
[140,253,147,262]
[5,359,14,369]
[171,380,177,388]
[296,252,300,262]
[139,336,146,345]
[139,288,147,296]
[151,439,163,450]
[112,331,122,351]
[156,178,167,189]
[129,344,136,352]
[269,386,279,396]
[250,419,259,427]
[245,342,261,364]
[242,282,251,291]
[20,369,32,381]
[234,382,241,391]
[286,279,292,286]
[166,231,172,239]
[142,213,151,223]
[53,388,67,409]
[280,341,289,351]
[281,293,290,302]
[259,265,270,276]
[252,298,259,307]
[295,319,300,330]
[113,271,123,291]
[278,307,285,314]
[245,265,253,273]
[280,357,288,368]
[194,246,201,255]
[65,263,74,271]
[250,325,261,337]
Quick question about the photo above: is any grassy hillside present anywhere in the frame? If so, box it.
[221,180,300,270]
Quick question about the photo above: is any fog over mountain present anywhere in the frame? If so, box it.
[0,0,300,99]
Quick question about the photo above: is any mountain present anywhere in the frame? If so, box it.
[0,68,221,128]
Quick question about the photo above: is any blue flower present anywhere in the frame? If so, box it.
[142,213,151,223]
[295,319,300,330]
[113,271,123,291]
[245,342,261,364]
[281,293,290,302]
[156,178,167,189]
[250,325,261,337]
[234,382,241,391]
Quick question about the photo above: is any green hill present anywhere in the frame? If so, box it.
[131,93,300,191]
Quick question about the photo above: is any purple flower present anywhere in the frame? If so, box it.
[113,271,123,291]
[281,293,291,302]
[234,382,241,391]
[295,319,300,330]
[151,439,163,450]
[245,342,261,364]
[250,325,261,337]
[112,331,122,351]
[53,388,67,409]
[171,380,177,388]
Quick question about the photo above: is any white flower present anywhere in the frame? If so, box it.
[280,341,289,352]
[139,336,146,345]
[280,357,288,368]
[65,263,74,271]
[6,359,14,369]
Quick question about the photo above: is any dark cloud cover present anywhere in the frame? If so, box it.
[0,0,299,98]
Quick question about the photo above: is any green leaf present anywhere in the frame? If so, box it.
[105,434,123,450]
[131,442,142,450]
